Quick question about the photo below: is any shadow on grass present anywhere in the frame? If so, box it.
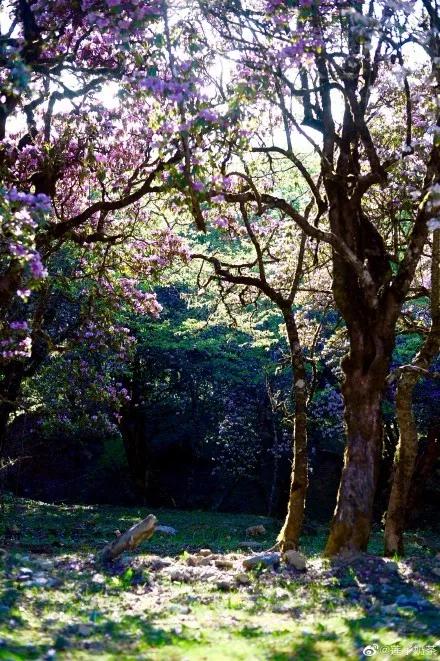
[334,555,440,657]
[268,634,349,661]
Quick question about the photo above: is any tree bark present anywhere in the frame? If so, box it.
[384,371,422,555]
[277,309,308,552]
[99,514,157,562]
[323,185,400,555]
[324,365,385,555]
[384,228,440,556]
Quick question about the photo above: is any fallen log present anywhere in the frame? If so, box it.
[99,514,157,562]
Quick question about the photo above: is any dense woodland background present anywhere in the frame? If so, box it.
[2,272,439,525]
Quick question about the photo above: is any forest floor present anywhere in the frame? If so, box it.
[0,496,439,660]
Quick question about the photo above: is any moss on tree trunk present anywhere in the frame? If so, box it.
[385,229,440,556]
[277,310,308,552]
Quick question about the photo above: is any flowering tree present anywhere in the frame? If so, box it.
[0,0,194,450]
[1,0,438,557]
[183,0,440,554]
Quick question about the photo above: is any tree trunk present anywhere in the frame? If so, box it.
[407,422,440,522]
[324,367,384,556]
[277,309,308,551]
[0,363,25,459]
[384,228,440,555]
[384,372,420,555]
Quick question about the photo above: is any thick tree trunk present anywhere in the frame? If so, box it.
[384,229,440,555]
[324,368,384,556]
[277,310,308,551]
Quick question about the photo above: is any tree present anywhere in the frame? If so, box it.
[0,1,190,450]
[190,179,331,549]
[187,0,440,553]
[384,226,439,555]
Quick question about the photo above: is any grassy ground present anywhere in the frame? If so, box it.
[0,495,439,660]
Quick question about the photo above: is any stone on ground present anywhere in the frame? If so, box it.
[243,552,280,571]
[283,550,307,571]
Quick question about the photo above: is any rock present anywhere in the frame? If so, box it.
[384,561,399,573]
[243,552,280,571]
[170,604,191,614]
[17,575,32,583]
[147,557,173,571]
[272,603,291,613]
[235,573,251,585]
[283,550,307,571]
[216,579,234,591]
[168,569,192,583]
[77,624,93,637]
[18,567,33,575]
[198,549,213,557]
[215,558,234,570]
[431,566,440,577]
[336,550,362,563]
[91,573,106,584]
[186,555,212,567]
[246,525,266,537]
[156,525,177,536]
[198,568,221,581]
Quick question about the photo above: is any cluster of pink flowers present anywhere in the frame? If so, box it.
[0,189,51,360]
[0,322,32,360]
[21,0,162,66]
[1,189,49,287]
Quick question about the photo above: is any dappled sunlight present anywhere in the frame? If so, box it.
[0,498,439,659]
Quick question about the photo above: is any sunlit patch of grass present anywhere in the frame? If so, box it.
[0,496,439,659]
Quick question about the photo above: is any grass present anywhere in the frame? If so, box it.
[0,495,439,660]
